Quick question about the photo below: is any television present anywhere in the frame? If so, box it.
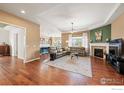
[109,38,124,56]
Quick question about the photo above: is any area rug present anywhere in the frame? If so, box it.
[44,56,92,77]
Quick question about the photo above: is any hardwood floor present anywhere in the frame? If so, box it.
[0,56,124,85]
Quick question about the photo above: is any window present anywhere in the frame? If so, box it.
[71,37,82,47]
[68,32,88,48]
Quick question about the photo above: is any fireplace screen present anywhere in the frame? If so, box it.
[94,48,103,58]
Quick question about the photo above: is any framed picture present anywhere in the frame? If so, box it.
[95,30,102,41]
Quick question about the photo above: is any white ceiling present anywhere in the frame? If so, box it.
[0,3,124,32]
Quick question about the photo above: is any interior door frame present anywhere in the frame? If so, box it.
[0,21,27,63]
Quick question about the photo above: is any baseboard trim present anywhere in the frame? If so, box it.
[24,57,40,63]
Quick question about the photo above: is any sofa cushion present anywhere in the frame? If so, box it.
[57,48,63,53]
[62,51,67,53]
[49,47,57,53]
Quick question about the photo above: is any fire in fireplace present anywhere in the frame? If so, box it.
[94,48,103,58]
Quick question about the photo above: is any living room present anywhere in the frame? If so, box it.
[0,3,124,87]
[40,3,124,85]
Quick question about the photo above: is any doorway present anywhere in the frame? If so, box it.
[0,22,26,62]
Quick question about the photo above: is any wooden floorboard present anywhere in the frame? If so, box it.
[0,56,124,85]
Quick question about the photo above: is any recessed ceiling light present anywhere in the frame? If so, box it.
[20,10,26,14]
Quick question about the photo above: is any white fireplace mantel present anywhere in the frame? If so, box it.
[90,43,109,47]
[89,43,109,59]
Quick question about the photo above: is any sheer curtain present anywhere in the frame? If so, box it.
[82,32,88,48]
[68,34,72,47]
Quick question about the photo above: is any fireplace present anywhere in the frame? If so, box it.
[90,43,109,59]
[94,48,103,58]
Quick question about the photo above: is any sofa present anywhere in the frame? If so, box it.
[69,47,86,56]
[49,47,68,60]
[49,47,86,60]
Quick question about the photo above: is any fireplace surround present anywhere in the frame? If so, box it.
[90,43,109,59]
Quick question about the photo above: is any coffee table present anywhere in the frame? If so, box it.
[70,52,78,59]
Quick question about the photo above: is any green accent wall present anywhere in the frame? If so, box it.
[90,24,111,43]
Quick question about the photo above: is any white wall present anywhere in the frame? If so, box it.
[0,28,10,44]
[18,29,25,59]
